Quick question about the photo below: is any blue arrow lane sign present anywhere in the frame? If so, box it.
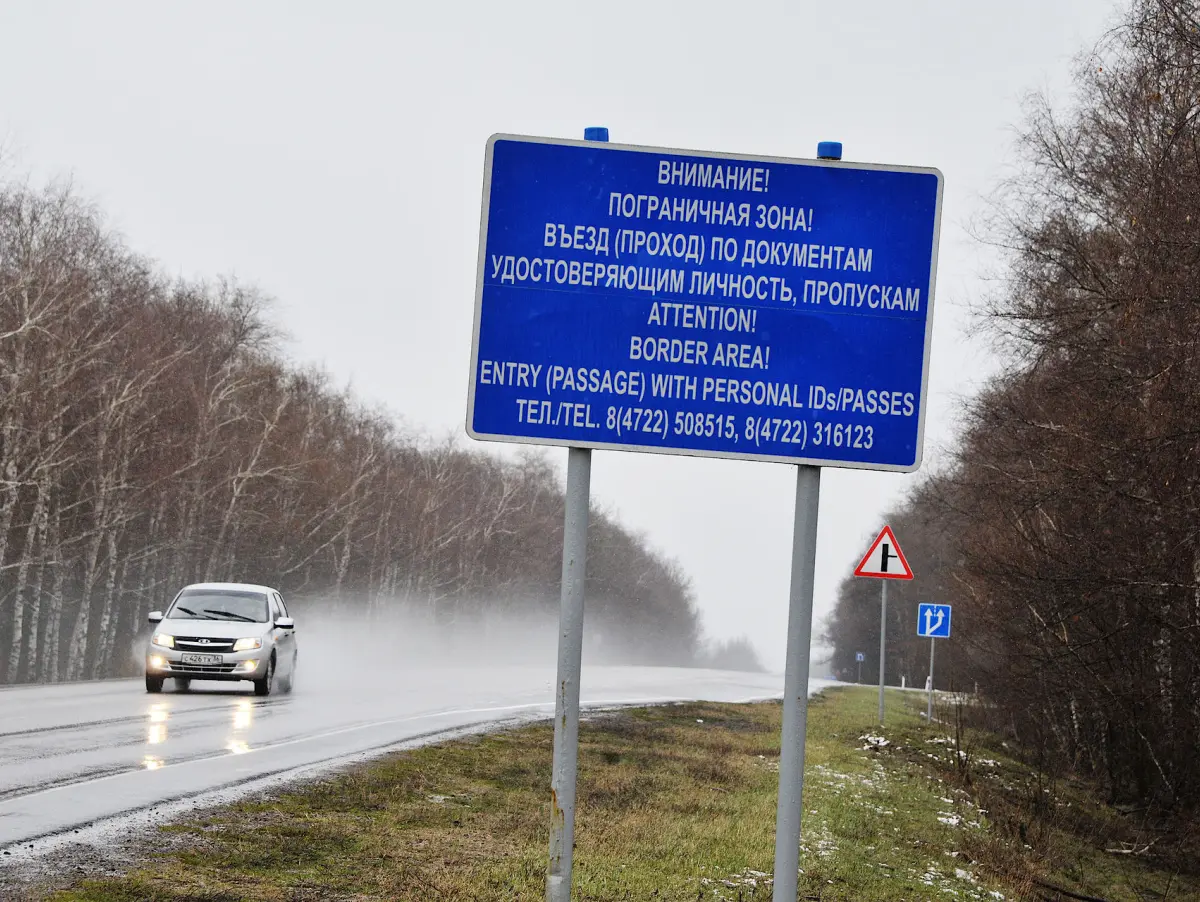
[468,135,944,472]
[917,603,952,639]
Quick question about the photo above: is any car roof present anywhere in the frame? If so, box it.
[178,582,277,595]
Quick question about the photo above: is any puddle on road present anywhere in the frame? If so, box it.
[145,704,168,748]
[232,700,253,732]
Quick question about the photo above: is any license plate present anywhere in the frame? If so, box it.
[181,653,221,665]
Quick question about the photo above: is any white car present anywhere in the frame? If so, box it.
[145,582,298,696]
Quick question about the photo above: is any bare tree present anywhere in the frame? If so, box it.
[0,176,708,686]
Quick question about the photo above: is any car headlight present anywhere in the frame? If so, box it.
[152,634,174,649]
[233,637,262,652]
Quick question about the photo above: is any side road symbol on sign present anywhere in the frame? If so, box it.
[918,602,952,638]
[853,525,914,579]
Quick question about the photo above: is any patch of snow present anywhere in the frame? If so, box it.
[859,733,890,750]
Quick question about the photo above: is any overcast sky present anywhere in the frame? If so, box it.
[0,1,1117,671]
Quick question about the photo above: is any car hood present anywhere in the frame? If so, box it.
[159,618,272,638]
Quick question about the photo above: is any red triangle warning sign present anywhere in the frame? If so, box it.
[853,525,914,580]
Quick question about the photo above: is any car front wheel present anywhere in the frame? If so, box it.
[146,675,164,693]
[253,657,275,697]
[278,653,296,694]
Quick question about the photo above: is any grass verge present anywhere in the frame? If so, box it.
[33,687,1200,901]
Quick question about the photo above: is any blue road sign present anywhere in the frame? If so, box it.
[855,652,865,662]
[468,135,943,470]
[917,603,952,639]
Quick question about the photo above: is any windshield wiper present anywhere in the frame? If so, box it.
[172,606,214,619]
[202,608,259,623]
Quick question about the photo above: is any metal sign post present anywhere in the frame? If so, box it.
[928,636,935,721]
[771,464,821,902]
[853,525,914,725]
[916,602,952,724]
[545,446,591,902]
[467,129,943,901]
[545,126,607,902]
[879,581,888,723]
[771,139,850,902]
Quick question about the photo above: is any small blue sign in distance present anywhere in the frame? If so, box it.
[468,135,944,470]
[917,603,952,639]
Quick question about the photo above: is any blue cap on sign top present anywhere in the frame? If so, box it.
[817,141,843,160]
[584,126,609,142]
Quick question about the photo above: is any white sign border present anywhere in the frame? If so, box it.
[466,133,945,473]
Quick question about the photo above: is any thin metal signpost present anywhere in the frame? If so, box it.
[853,525,914,726]
[545,445,590,902]
[917,602,952,725]
[769,139,842,902]
[928,635,935,721]
[771,467,821,902]
[545,126,608,902]
[466,129,942,901]
[879,580,888,723]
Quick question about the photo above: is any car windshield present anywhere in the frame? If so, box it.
[168,590,269,623]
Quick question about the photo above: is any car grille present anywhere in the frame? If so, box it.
[167,661,238,674]
[173,636,236,653]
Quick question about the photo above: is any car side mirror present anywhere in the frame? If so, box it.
[148,611,163,624]
[275,616,295,630]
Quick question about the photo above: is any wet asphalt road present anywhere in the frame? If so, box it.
[0,664,828,851]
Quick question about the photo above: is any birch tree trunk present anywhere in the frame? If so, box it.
[7,479,47,682]
[39,500,64,683]
[65,419,111,681]
[22,485,51,682]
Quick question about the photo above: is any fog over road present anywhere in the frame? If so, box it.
[0,661,833,853]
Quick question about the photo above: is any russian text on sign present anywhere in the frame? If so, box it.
[470,135,943,471]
